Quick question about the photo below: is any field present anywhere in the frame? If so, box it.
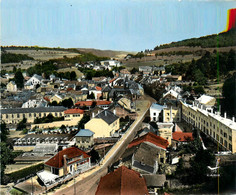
[57,67,84,78]
[6,49,80,61]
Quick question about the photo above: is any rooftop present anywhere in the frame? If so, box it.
[95,110,119,125]
[64,108,84,114]
[128,132,169,150]
[150,103,167,111]
[45,146,90,168]
[172,132,193,142]
[1,106,67,114]
[95,166,148,195]
[75,129,94,137]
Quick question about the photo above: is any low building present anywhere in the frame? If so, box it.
[157,122,174,145]
[172,132,193,148]
[44,146,91,177]
[24,74,43,90]
[7,81,17,92]
[13,134,73,151]
[150,103,167,122]
[75,100,112,110]
[74,129,94,149]
[85,110,119,138]
[1,106,66,125]
[96,166,148,195]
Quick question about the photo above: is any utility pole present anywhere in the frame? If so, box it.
[74,177,76,195]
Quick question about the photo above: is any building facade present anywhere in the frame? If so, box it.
[181,101,236,153]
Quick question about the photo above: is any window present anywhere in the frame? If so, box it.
[153,117,156,121]
[229,135,232,141]
[229,144,232,151]
[17,114,20,118]
[220,137,223,144]
[224,133,227,138]
[220,130,223,135]
[153,112,156,116]
[6,114,8,119]
[224,140,227,147]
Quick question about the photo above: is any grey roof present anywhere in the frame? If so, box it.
[33,74,43,81]
[75,129,94,137]
[143,174,166,187]
[1,106,66,114]
[95,110,119,125]
[132,143,160,173]
[150,103,167,111]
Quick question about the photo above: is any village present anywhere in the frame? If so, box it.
[1,54,236,194]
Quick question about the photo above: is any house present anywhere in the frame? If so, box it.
[172,132,193,148]
[102,85,112,99]
[74,129,94,149]
[163,106,181,123]
[139,66,153,73]
[126,133,169,173]
[24,74,43,89]
[150,103,167,122]
[50,94,64,103]
[194,94,216,112]
[95,166,148,195]
[119,69,131,78]
[100,60,121,67]
[7,81,17,92]
[75,100,112,110]
[163,89,181,100]
[64,108,84,121]
[85,110,119,138]
[89,86,102,99]
[21,98,48,108]
[156,122,174,145]
[44,146,91,177]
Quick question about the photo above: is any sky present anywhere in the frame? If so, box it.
[1,0,235,52]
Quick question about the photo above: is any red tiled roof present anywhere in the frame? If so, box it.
[95,166,148,195]
[64,108,84,114]
[43,97,50,102]
[96,86,102,91]
[75,100,111,107]
[128,132,169,149]
[45,147,90,168]
[172,132,193,142]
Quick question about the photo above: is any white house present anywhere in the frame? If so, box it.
[24,74,43,90]
[100,60,121,67]
[89,86,102,99]
[150,103,167,122]
[22,98,48,108]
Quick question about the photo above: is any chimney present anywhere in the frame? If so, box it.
[224,112,227,119]
[92,112,95,118]
[232,116,235,122]
[105,111,107,116]
[113,109,116,115]
[201,105,203,110]
[63,155,68,175]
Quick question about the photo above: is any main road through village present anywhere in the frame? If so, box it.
[49,98,152,195]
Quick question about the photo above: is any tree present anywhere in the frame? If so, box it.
[0,122,9,142]
[70,71,77,80]
[61,98,74,108]
[222,74,236,117]
[88,92,95,100]
[16,118,27,130]
[188,149,215,184]
[14,70,24,88]
[78,114,90,129]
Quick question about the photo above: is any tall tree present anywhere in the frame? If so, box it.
[14,70,24,88]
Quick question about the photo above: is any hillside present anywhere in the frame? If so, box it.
[154,29,236,50]
[77,48,135,59]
